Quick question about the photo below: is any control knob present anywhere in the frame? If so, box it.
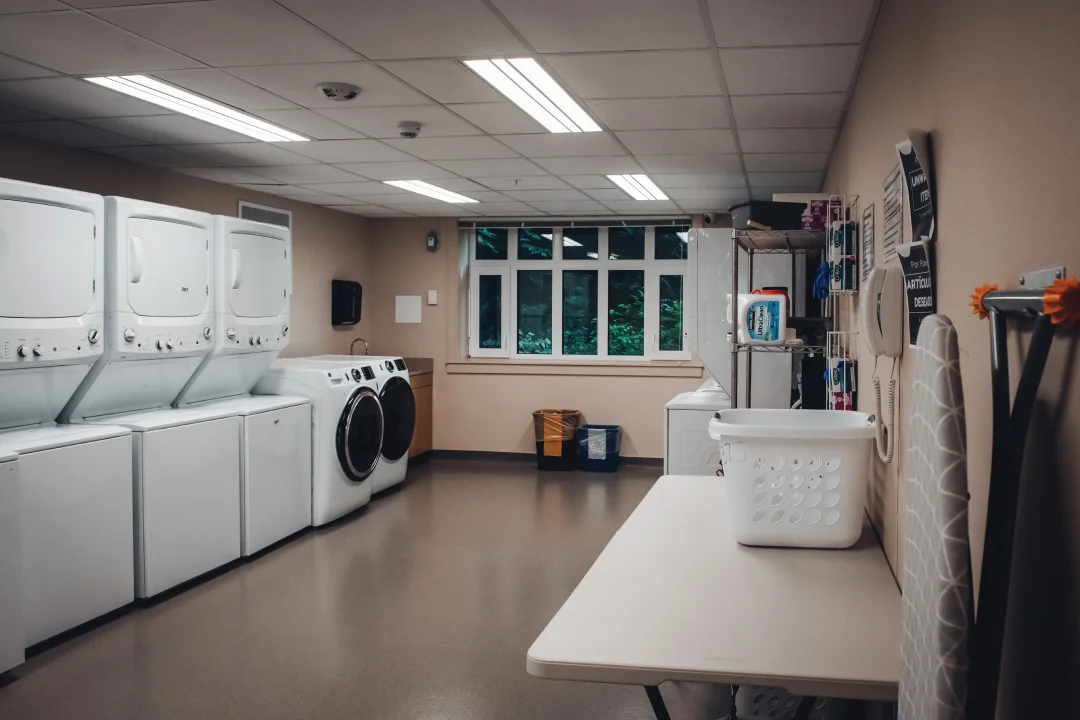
[16,345,29,358]
[227,328,237,340]
[32,345,42,357]
[156,340,166,350]
[249,337,255,346]
[123,328,136,343]
[203,327,212,340]
[166,340,174,350]
[87,329,100,344]
[351,368,362,382]
[282,325,289,336]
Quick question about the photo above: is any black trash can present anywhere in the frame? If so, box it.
[578,425,621,472]
[532,409,582,470]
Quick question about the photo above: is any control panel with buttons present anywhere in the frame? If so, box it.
[1,324,105,365]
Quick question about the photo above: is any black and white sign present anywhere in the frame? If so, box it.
[882,164,903,262]
[861,205,875,281]
[896,239,935,346]
[896,132,935,242]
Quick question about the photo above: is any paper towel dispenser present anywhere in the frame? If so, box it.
[331,279,362,326]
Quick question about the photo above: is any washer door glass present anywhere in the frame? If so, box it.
[336,387,383,481]
[379,376,416,462]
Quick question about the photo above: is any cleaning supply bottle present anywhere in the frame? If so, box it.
[732,293,788,345]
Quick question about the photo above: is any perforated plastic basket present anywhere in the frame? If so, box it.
[708,409,875,548]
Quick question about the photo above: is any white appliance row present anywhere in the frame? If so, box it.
[0,177,310,669]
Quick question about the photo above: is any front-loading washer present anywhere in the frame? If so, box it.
[253,359,383,526]
[309,356,415,493]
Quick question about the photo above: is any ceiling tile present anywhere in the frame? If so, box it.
[491,0,708,53]
[601,200,682,214]
[583,188,628,201]
[324,204,374,215]
[586,97,728,131]
[434,158,547,177]
[83,115,257,144]
[0,0,66,12]
[301,181,405,196]
[445,103,544,135]
[546,51,721,99]
[708,0,876,47]
[0,11,200,75]
[615,129,735,155]
[93,0,358,67]
[177,167,285,184]
[0,78,170,118]
[561,175,615,190]
[752,188,818,201]
[283,139,414,163]
[354,206,415,217]
[533,156,642,175]
[720,46,860,95]
[665,187,746,201]
[277,0,527,60]
[739,128,835,153]
[475,176,568,191]
[635,153,742,173]
[426,177,487,192]
[290,193,358,206]
[379,201,475,216]
[742,153,828,172]
[379,60,502,103]
[472,202,539,216]
[528,200,608,214]
[174,142,314,167]
[2,119,144,148]
[253,110,362,140]
[0,53,56,80]
[95,145,222,167]
[731,94,845,128]
[151,69,298,112]
[748,172,823,189]
[235,183,318,196]
[383,136,518,160]
[652,173,745,189]
[465,191,512,202]
[319,105,481,138]
[251,165,366,184]
[227,63,431,109]
[0,100,50,122]
[333,161,456,180]
[503,189,588,202]
[494,132,625,158]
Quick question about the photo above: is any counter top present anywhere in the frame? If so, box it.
[403,357,433,375]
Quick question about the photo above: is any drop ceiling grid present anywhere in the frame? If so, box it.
[0,0,879,217]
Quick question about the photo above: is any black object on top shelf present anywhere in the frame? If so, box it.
[729,201,807,231]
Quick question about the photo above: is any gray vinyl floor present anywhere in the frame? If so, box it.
[0,460,730,720]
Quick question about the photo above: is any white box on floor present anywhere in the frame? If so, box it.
[664,389,731,476]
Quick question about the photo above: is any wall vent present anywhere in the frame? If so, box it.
[239,200,292,229]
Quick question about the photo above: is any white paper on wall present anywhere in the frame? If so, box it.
[395,295,422,324]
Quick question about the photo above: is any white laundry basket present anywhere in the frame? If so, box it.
[709,409,875,548]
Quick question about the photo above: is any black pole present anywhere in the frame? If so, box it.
[644,686,671,720]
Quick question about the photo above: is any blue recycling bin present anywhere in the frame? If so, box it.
[578,424,622,472]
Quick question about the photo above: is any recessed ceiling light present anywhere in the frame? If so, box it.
[85,75,308,142]
[607,174,669,201]
[384,180,478,204]
[463,58,601,134]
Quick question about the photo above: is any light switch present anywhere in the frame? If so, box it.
[427,290,438,305]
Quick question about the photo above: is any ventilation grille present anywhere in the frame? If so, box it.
[394,358,407,371]
[239,200,292,229]
[361,366,375,381]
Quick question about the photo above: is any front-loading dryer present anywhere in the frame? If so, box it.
[253,359,383,526]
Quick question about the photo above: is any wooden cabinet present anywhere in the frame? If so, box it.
[409,372,433,458]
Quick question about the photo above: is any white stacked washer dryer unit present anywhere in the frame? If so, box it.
[0,178,133,650]
[0,450,21,673]
[254,359,384,525]
[308,355,415,493]
[175,216,311,556]
[61,197,241,599]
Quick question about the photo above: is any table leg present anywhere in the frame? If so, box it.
[792,696,817,720]
[644,685,671,720]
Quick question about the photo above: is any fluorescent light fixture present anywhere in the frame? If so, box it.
[607,174,669,201]
[463,58,601,133]
[384,180,478,204]
[84,75,307,142]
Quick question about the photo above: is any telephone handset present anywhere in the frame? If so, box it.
[861,267,904,463]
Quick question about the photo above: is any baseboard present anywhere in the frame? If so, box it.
[430,449,662,467]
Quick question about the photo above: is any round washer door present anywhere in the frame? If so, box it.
[379,376,415,462]
[336,387,383,481]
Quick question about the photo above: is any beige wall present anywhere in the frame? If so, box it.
[826,0,1080,708]
[366,218,702,458]
[0,132,371,357]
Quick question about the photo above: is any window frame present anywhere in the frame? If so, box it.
[468,226,690,361]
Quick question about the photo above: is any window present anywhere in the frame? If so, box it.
[468,226,690,360]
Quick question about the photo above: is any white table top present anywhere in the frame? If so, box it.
[527,475,901,701]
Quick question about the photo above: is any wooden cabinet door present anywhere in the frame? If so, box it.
[409,381,433,457]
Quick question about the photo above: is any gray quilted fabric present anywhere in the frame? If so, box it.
[900,315,971,720]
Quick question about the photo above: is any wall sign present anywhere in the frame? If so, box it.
[896,239,935,346]
[861,205,875,281]
[896,131,936,242]
[882,164,904,262]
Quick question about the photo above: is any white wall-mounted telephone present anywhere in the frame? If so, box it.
[860,267,904,463]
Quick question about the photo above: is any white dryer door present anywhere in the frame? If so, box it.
[227,231,288,318]
[0,199,95,319]
[126,218,209,318]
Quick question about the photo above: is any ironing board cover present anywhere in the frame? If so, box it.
[900,314,971,720]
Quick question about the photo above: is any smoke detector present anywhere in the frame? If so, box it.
[316,82,360,101]
[397,121,422,139]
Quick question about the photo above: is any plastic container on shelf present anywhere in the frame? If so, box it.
[728,293,788,345]
[578,424,621,472]
[532,409,582,471]
[708,409,875,548]
[729,201,807,231]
